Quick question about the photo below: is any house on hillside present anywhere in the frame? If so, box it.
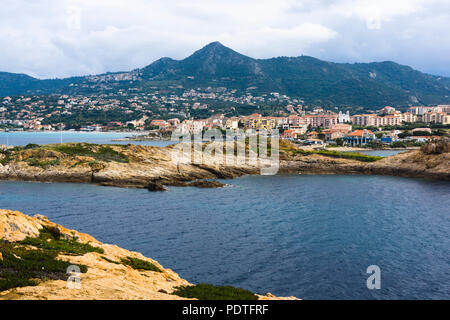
[322,129,345,141]
[343,130,376,146]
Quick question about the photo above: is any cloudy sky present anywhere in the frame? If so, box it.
[1,0,449,78]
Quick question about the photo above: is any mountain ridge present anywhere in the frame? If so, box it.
[1,41,449,108]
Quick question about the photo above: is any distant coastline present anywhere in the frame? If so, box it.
[1,140,448,191]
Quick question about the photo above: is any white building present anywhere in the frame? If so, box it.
[338,111,351,123]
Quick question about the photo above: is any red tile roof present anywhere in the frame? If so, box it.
[348,130,374,137]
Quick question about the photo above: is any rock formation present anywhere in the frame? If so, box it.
[0,139,449,191]
[0,209,298,300]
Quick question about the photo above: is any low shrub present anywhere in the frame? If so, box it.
[20,226,104,255]
[0,147,23,165]
[120,256,162,272]
[0,241,88,291]
[51,144,129,163]
[26,158,60,168]
[24,144,40,150]
[100,256,120,264]
[293,149,383,162]
[172,283,258,300]
[51,144,92,156]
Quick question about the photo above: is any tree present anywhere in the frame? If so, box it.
[398,131,411,139]
[413,131,432,136]
[334,138,344,146]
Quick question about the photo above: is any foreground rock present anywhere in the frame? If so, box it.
[0,209,298,300]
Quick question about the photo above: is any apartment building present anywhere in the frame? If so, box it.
[180,119,206,134]
[352,112,417,127]
[303,114,339,128]
[243,114,277,130]
[351,114,377,126]
[422,112,450,124]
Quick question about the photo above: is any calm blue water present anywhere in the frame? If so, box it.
[0,131,174,147]
[358,150,408,157]
[0,175,449,299]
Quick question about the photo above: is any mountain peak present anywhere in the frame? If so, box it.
[180,41,258,76]
[193,41,236,56]
[185,41,254,62]
[203,41,226,48]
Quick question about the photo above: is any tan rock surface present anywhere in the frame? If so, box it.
[0,143,258,187]
[279,139,450,180]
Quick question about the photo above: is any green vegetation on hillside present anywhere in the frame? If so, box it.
[1,143,129,166]
[20,226,104,255]
[0,146,24,165]
[293,149,383,162]
[50,144,129,163]
[0,242,86,291]
[26,158,60,168]
[100,256,120,264]
[172,283,258,300]
[0,226,92,292]
[1,42,449,108]
[120,256,162,272]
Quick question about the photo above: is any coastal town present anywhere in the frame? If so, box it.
[1,91,449,148]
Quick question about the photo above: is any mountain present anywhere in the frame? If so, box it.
[1,41,449,108]
[141,42,264,82]
[0,72,79,96]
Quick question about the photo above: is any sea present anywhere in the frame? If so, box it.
[0,132,448,299]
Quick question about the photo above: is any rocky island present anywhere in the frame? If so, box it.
[0,139,449,190]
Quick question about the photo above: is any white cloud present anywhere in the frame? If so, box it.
[0,0,449,78]
[348,0,423,30]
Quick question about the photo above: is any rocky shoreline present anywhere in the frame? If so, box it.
[0,140,448,191]
[0,209,298,300]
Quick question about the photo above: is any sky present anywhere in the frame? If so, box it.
[1,0,449,79]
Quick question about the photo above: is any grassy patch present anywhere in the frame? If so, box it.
[0,153,12,165]
[0,270,38,291]
[0,241,87,292]
[100,256,120,264]
[293,149,383,162]
[0,146,24,165]
[1,225,96,291]
[24,144,40,150]
[50,144,129,163]
[26,158,60,168]
[120,256,162,272]
[172,284,258,300]
[20,226,103,255]
[95,146,129,163]
[50,144,92,157]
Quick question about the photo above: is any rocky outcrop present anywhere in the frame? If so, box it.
[0,143,257,190]
[147,180,167,191]
[0,209,298,300]
[187,180,226,188]
[0,140,449,191]
[278,139,450,181]
[278,150,450,180]
[421,138,449,155]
